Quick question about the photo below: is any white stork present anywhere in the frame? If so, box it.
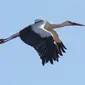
[0,19,84,65]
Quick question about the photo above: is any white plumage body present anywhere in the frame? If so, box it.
[31,21,52,38]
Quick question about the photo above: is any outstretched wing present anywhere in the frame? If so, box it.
[44,29,67,56]
[33,37,60,65]
[56,42,67,56]
[20,25,60,65]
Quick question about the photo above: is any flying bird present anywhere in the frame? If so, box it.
[0,19,85,65]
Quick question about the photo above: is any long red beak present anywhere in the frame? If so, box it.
[68,21,85,26]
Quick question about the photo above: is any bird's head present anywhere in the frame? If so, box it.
[61,21,85,26]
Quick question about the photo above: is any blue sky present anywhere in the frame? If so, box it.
[0,0,85,85]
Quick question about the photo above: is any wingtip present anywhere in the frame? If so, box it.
[50,59,53,64]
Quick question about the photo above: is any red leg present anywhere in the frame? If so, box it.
[0,39,5,44]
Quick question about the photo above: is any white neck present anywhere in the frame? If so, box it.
[60,22,72,27]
